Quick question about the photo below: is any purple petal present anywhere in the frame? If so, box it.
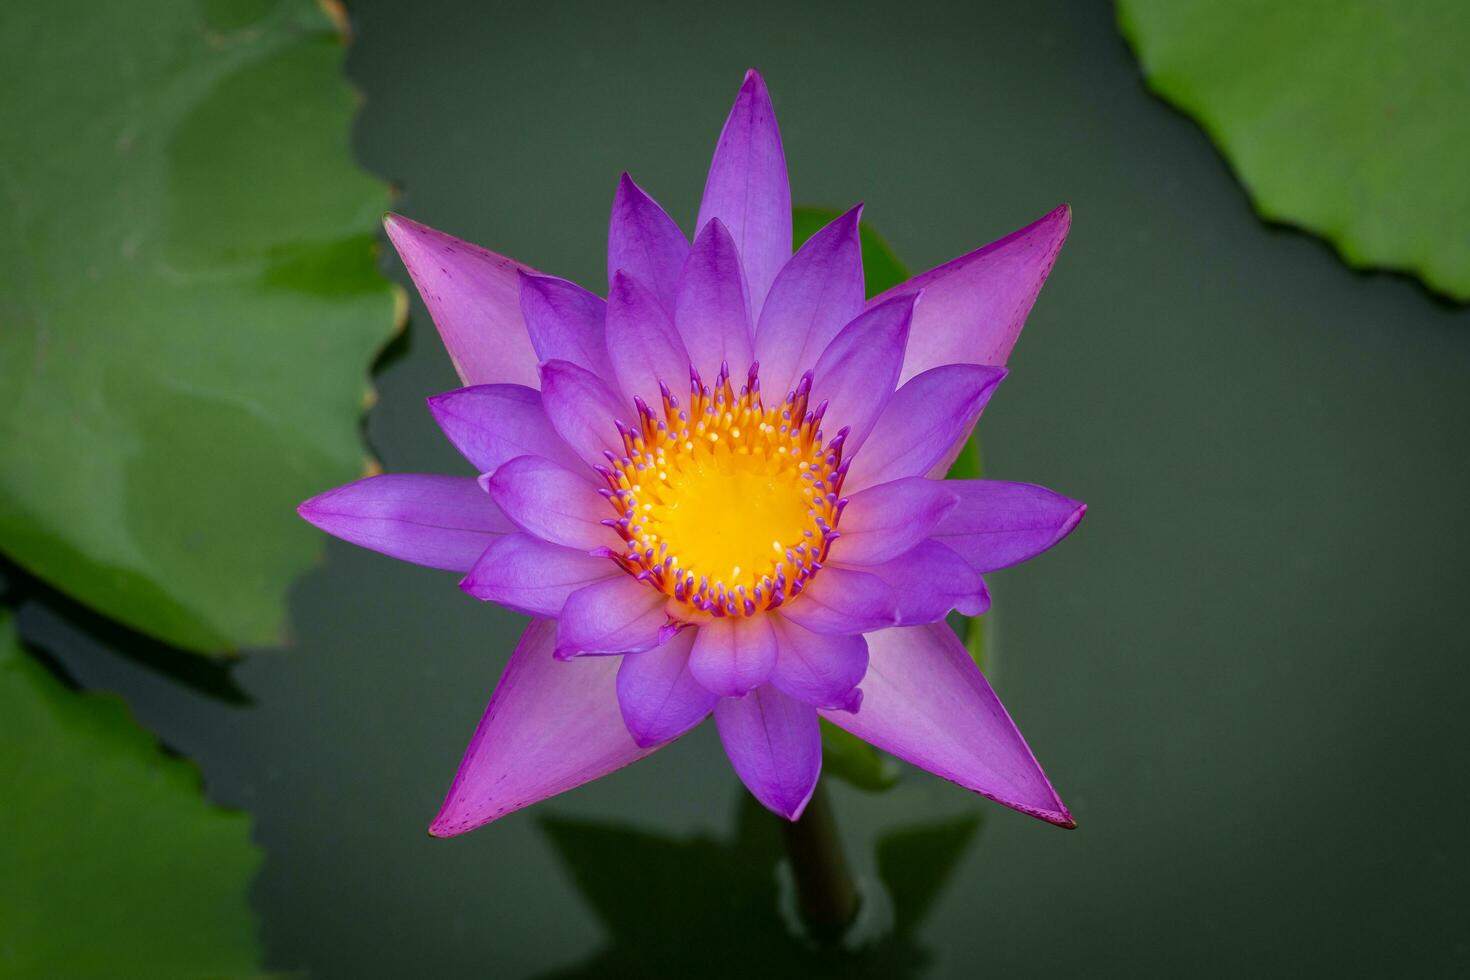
[605,272,691,406]
[715,683,821,820]
[809,294,915,453]
[616,630,716,747]
[430,619,658,836]
[427,384,587,477]
[844,364,1007,492]
[487,455,618,551]
[696,69,791,317]
[538,359,628,468]
[857,539,989,625]
[518,272,614,381]
[754,204,865,399]
[298,474,511,572]
[554,575,671,658]
[384,213,539,388]
[607,173,689,314]
[675,218,754,383]
[934,480,1087,572]
[872,205,1071,383]
[820,623,1073,827]
[688,615,779,698]
[833,477,958,565]
[780,565,898,636]
[769,615,867,711]
[460,533,618,616]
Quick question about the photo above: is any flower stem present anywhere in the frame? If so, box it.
[780,779,859,941]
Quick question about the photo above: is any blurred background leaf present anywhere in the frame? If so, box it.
[0,0,400,655]
[1118,0,1470,301]
[0,612,266,978]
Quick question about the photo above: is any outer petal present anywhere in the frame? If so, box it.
[844,364,1007,492]
[781,565,898,636]
[933,481,1087,572]
[675,218,754,383]
[615,630,716,748]
[858,539,989,625]
[833,477,958,566]
[430,619,657,836]
[871,205,1071,383]
[518,272,614,381]
[769,615,867,711]
[538,359,627,468]
[821,623,1073,827]
[427,384,587,477]
[607,173,689,314]
[297,474,511,572]
[384,213,539,388]
[715,683,821,820]
[460,533,618,616]
[809,294,915,453]
[605,272,691,407]
[696,69,791,316]
[754,204,865,399]
[554,576,672,658]
[487,455,619,551]
[688,615,779,698]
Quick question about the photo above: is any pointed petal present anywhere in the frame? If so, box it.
[769,615,867,710]
[538,359,628,468]
[934,481,1087,573]
[696,69,791,316]
[780,565,898,636]
[809,295,915,452]
[871,205,1071,383]
[605,271,691,406]
[688,615,779,698]
[298,474,511,572]
[517,272,614,381]
[555,575,671,658]
[844,364,1007,492]
[616,630,716,747]
[833,477,958,566]
[858,539,989,625]
[487,455,619,551]
[675,218,755,383]
[715,683,821,820]
[427,384,587,477]
[384,214,539,387]
[430,619,658,836]
[607,173,689,314]
[754,204,865,399]
[460,533,619,616]
[821,623,1073,827]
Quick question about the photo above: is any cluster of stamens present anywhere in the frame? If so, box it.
[594,363,849,618]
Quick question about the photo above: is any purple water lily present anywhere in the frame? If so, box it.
[300,70,1083,835]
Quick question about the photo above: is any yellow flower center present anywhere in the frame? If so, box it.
[601,365,846,618]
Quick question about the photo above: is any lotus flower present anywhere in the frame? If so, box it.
[300,70,1084,835]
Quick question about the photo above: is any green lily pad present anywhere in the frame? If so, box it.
[0,0,399,653]
[0,612,266,977]
[1118,0,1470,301]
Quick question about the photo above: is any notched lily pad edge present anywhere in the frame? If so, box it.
[1115,5,1470,305]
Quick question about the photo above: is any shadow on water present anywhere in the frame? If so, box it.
[2,557,251,706]
[536,794,983,980]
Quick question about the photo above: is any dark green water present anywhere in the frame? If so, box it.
[18,0,1470,975]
